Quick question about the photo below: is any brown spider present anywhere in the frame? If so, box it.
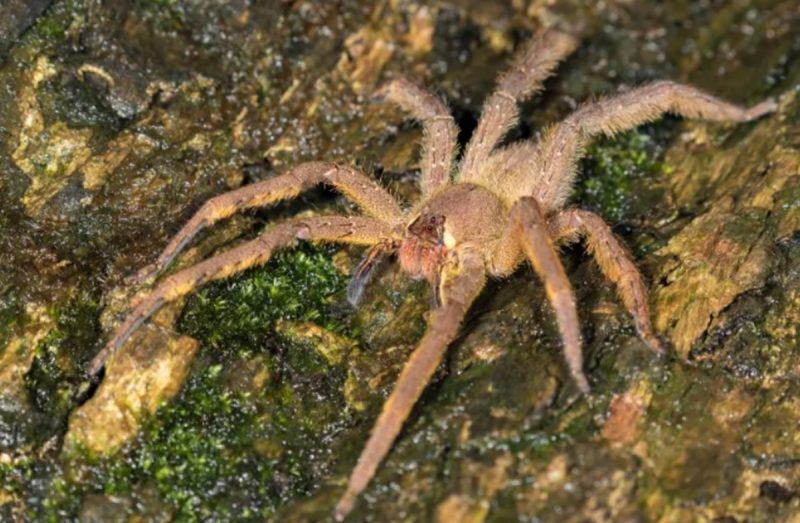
[87,29,776,520]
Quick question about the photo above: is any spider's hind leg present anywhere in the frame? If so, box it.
[548,209,664,353]
[459,29,580,181]
[375,78,459,195]
[536,81,777,206]
[334,253,486,520]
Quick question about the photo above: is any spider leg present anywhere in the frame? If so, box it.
[334,253,486,521]
[138,162,403,281]
[548,209,663,353]
[536,81,777,206]
[375,78,459,195]
[513,197,590,393]
[88,215,394,378]
[459,29,580,181]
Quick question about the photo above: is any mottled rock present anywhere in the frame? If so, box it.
[601,379,651,445]
[64,322,198,456]
[0,0,53,60]
[654,119,800,357]
[0,303,54,449]
[274,320,355,366]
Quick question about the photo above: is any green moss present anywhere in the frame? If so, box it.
[11,0,86,65]
[36,0,81,35]
[98,365,271,520]
[178,243,349,357]
[0,455,35,500]
[40,243,352,520]
[58,347,343,520]
[507,431,558,460]
[138,0,187,32]
[574,126,674,223]
[26,289,100,423]
[33,0,78,39]
[36,365,268,520]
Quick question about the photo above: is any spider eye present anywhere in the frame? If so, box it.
[421,214,444,231]
[408,213,445,243]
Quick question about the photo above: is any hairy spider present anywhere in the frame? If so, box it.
[87,29,776,520]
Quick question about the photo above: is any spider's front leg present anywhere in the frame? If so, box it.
[548,209,663,353]
[88,215,394,378]
[504,197,590,393]
[137,162,403,282]
[536,81,777,205]
[459,29,580,181]
[375,78,459,195]
[334,253,486,520]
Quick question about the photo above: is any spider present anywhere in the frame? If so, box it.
[86,29,776,520]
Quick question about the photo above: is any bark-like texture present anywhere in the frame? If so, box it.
[0,0,798,521]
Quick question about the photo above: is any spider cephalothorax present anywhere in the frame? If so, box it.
[87,28,776,520]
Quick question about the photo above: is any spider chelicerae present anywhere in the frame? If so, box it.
[87,29,776,520]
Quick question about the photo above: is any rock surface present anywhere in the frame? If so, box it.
[64,324,198,456]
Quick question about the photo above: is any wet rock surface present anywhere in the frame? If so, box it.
[0,0,54,60]
[65,323,199,457]
[0,0,799,521]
